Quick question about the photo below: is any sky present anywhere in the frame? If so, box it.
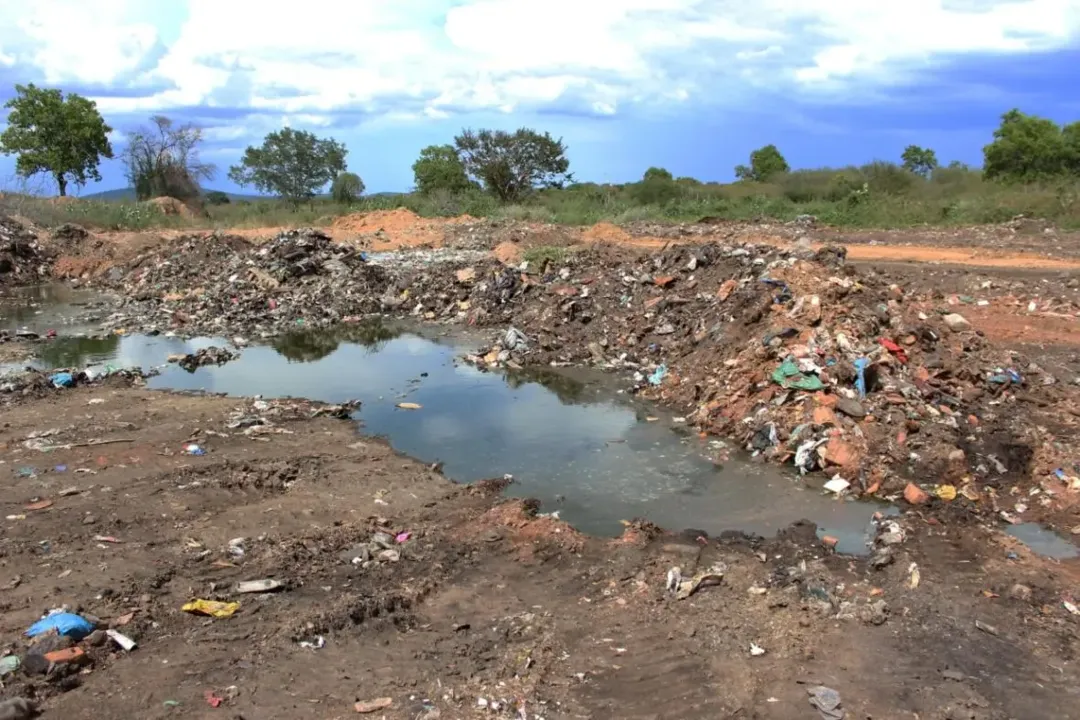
[0,0,1078,195]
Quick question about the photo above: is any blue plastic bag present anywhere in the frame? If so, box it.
[49,372,74,388]
[26,612,95,640]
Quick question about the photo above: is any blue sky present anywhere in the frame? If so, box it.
[0,0,1078,195]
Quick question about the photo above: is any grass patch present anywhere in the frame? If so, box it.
[3,165,1078,232]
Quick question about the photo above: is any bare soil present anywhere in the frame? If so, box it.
[1,386,1077,719]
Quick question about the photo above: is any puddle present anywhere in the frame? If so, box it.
[0,284,113,335]
[2,286,886,554]
[1006,523,1079,560]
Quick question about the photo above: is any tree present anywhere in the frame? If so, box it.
[412,144,476,195]
[331,172,364,204]
[983,109,1073,182]
[0,83,113,196]
[453,128,571,201]
[901,145,938,178]
[228,127,347,205]
[204,190,231,205]
[121,116,215,202]
[633,166,682,204]
[734,144,790,182]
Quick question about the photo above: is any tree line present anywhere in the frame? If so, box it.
[0,83,1078,208]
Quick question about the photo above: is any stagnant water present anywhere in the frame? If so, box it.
[30,284,1080,558]
[3,316,887,554]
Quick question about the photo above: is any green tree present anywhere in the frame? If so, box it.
[0,83,113,196]
[412,144,476,195]
[331,172,365,204]
[1064,121,1080,174]
[204,190,231,205]
[121,115,215,202]
[900,145,938,178]
[453,128,571,201]
[633,166,682,204]
[734,144,790,182]
[983,109,1072,182]
[228,127,347,205]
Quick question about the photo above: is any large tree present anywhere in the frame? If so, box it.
[734,144,790,182]
[983,109,1075,182]
[121,115,215,202]
[0,83,113,196]
[330,171,365,205]
[228,128,347,205]
[453,128,571,201]
[412,144,476,195]
[901,145,938,178]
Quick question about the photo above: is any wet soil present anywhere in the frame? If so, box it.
[2,386,1079,719]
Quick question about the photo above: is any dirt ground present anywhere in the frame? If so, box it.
[3,211,1080,718]
[1,385,1078,719]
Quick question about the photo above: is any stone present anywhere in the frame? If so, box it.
[942,313,971,332]
[1009,583,1033,601]
[834,397,866,418]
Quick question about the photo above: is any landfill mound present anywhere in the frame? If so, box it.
[107,228,390,337]
[393,240,1073,507]
[0,214,53,284]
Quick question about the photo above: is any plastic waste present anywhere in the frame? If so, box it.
[234,579,284,594]
[0,655,20,677]
[182,599,240,618]
[184,443,205,456]
[26,611,95,640]
[49,372,74,388]
[771,358,824,391]
[106,628,137,651]
[807,685,844,720]
[854,357,870,398]
[648,364,667,386]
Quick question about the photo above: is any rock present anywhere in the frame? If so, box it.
[858,599,889,626]
[834,397,866,418]
[86,629,107,647]
[455,267,477,284]
[942,313,971,332]
[904,483,930,505]
[1009,583,1032,601]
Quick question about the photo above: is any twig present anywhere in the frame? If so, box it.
[39,438,136,451]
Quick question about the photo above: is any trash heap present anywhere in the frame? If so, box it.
[0,214,53,284]
[168,345,238,372]
[105,229,391,337]
[414,240,1072,508]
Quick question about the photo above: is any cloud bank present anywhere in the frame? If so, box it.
[1,0,1077,121]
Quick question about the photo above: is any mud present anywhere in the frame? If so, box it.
[1,211,1079,717]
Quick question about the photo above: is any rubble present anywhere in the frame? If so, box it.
[169,345,238,372]
[98,228,391,338]
[0,215,53,284]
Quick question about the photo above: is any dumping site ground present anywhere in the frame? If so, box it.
[1,209,1080,719]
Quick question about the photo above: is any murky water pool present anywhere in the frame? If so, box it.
[1,285,893,553]
[1006,523,1079,560]
[0,284,112,336]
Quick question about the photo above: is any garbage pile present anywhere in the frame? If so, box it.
[103,229,391,337]
[0,366,150,404]
[169,345,237,372]
[0,606,137,707]
[0,214,53,284]
[408,240,1072,508]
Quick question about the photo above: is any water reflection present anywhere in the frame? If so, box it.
[35,335,121,369]
[272,321,401,363]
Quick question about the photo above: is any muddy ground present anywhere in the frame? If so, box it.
[1,211,1080,718]
[1,384,1078,720]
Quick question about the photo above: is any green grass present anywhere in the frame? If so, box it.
[522,245,574,266]
[3,165,1078,232]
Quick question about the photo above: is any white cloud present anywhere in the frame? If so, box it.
[0,0,1077,119]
